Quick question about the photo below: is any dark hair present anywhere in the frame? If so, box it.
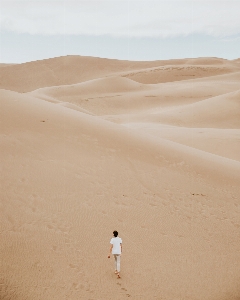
[113,231,118,237]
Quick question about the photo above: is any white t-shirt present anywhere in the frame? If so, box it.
[110,237,122,254]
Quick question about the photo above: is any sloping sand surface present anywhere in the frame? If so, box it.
[0,63,17,68]
[113,89,240,128]
[122,124,240,162]
[122,63,237,84]
[28,71,240,117]
[1,56,238,93]
[1,56,240,300]
[0,56,170,93]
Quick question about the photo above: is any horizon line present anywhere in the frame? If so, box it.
[1,54,239,65]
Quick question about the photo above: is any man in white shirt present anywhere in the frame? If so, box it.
[108,230,122,278]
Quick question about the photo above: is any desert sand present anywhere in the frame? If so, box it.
[1,55,240,300]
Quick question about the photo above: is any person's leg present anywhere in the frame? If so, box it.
[116,255,121,278]
[116,255,120,272]
[113,254,118,273]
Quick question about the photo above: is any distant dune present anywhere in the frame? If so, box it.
[0,55,163,93]
[1,56,240,300]
[0,63,17,68]
[0,55,238,92]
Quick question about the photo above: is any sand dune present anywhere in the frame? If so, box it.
[122,124,240,162]
[122,63,238,84]
[0,63,17,68]
[29,76,146,100]
[1,56,239,93]
[28,71,240,118]
[112,89,240,128]
[0,55,167,93]
[1,56,240,300]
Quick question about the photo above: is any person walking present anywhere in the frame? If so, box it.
[108,230,122,278]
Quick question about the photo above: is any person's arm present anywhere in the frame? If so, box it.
[120,243,122,254]
[108,244,113,258]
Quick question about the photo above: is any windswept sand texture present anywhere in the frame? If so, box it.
[1,56,240,300]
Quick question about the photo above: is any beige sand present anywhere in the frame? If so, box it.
[1,56,240,300]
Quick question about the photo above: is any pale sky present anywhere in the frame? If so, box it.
[0,0,240,63]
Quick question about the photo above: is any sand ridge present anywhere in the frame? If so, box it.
[1,56,240,300]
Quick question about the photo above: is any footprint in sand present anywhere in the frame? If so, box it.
[71,282,79,290]
[121,287,131,297]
